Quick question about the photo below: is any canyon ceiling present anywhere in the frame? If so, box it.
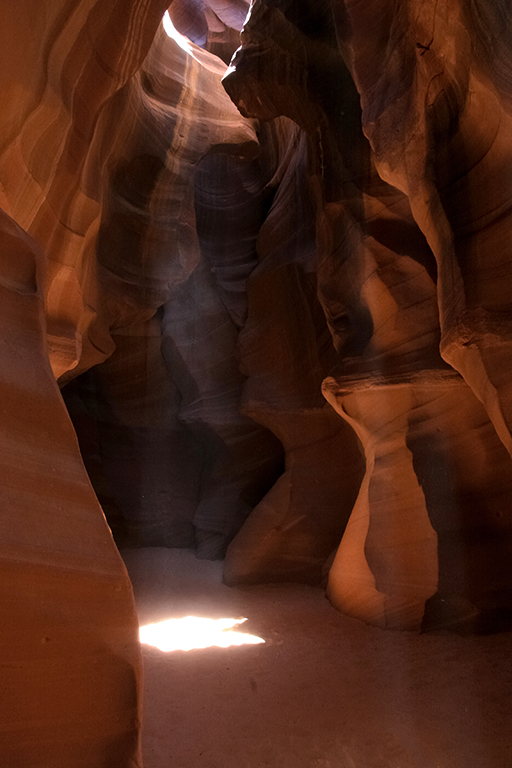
[1,0,512,765]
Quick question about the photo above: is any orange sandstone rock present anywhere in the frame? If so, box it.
[0,210,142,767]
[224,0,512,629]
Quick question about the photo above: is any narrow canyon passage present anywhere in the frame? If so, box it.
[3,1,512,764]
[123,548,512,768]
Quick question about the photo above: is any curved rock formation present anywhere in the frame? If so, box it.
[0,0,171,382]
[3,12,512,766]
[63,11,363,570]
[64,13,285,558]
[224,118,366,585]
[0,210,142,766]
[0,1,172,764]
[168,0,250,62]
[334,0,512,456]
[323,0,512,627]
[224,0,512,629]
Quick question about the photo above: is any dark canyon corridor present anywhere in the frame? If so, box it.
[0,1,511,766]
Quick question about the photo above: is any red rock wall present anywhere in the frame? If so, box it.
[0,211,142,765]
[0,0,172,381]
[224,0,512,630]
[323,0,512,628]
[0,1,169,764]
[2,14,512,765]
[334,0,512,452]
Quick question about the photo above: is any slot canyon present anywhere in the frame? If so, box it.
[0,0,511,765]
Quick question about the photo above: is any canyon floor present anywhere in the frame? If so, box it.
[122,548,512,768]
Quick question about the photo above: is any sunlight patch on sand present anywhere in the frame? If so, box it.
[139,616,265,652]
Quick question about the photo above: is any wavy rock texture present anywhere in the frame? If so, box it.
[224,0,512,629]
[224,118,366,585]
[0,1,173,765]
[0,210,142,767]
[0,0,171,381]
[324,0,512,628]
[2,19,512,768]
[63,14,364,569]
[168,0,250,62]
[334,0,512,455]
[64,16,286,559]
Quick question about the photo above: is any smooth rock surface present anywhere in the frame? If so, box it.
[223,0,512,629]
[0,210,142,767]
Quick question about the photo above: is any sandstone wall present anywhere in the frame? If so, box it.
[224,0,512,630]
[2,7,512,764]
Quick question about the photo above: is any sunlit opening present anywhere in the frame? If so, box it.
[139,616,265,652]
[163,10,194,54]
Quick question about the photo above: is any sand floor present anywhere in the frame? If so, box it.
[122,548,512,768]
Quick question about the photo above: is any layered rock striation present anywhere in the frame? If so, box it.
[224,0,512,630]
[2,9,512,765]
[0,210,142,766]
[0,1,170,765]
